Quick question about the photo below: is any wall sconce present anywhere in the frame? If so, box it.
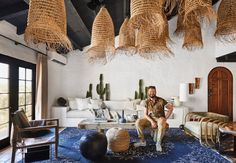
[189,83,195,94]
[195,77,201,89]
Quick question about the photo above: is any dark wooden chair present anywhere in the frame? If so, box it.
[11,110,59,163]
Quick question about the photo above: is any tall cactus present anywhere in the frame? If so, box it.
[86,84,93,98]
[135,79,146,100]
[105,83,110,101]
[144,86,148,99]
[96,74,106,100]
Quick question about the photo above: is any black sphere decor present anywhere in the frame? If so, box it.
[79,132,108,161]
[57,97,67,106]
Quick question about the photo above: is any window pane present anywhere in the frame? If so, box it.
[0,123,9,140]
[19,81,25,93]
[26,105,32,117]
[26,69,32,81]
[26,93,32,105]
[19,106,26,112]
[18,93,25,106]
[0,63,9,78]
[0,94,9,108]
[19,67,25,80]
[26,81,32,92]
[0,79,9,93]
[0,109,9,124]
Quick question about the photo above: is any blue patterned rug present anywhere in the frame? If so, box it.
[30,127,230,163]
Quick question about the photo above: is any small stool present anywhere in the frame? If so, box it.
[106,127,130,152]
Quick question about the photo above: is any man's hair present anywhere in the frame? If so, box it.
[148,86,156,90]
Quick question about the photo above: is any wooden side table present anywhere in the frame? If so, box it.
[218,122,236,155]
[78,121,136,133]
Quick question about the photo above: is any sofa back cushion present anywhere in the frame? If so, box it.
[76,97,91,111]
[68,97,78,110]
[103,100,126,111]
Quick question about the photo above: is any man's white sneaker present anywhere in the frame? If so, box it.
[156,142,162,152]
[134,141,146,147]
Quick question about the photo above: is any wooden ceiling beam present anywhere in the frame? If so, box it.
[0,1,28,20]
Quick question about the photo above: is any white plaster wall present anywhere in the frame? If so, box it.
[0,21,37,63]
[48,16,236,120]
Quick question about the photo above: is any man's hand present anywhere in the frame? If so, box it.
[151,121,157,129]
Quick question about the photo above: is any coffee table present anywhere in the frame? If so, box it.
[218,122,236,155]
[78,120,136,133]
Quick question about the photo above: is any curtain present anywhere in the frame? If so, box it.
[35,53,48,119]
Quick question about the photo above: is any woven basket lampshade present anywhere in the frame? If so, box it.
[106,128,130,152]
[130,0,165,36]
[116,18,136,55]
[183,0,217,24]
[24,0,72,51]
[215,0,236,42]
[182,17,203,50]
[137,14,172,59]
[175,0,185,36]
[86,7,115,63]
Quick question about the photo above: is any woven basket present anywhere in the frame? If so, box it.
[183,0,216,24]
[137,14,173,59]
[116,18,136,55]
[86,7,115,63]
[182,13,203,50]
[130,0,165,36]
[24,0,72,51]
[215,0,236,42]
[106,128,130,152]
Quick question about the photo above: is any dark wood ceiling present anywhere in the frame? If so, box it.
[0,0,221,52]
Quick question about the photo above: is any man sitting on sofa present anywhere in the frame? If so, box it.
[134,86,173,152]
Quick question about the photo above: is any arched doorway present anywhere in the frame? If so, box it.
[208,67,233,120]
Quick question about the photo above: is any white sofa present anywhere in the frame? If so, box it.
[51,99,189,128]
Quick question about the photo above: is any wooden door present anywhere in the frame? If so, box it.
[208,67,233,120]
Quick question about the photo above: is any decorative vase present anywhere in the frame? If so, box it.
[119,110,126,123]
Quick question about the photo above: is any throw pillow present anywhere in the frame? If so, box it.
[68,97,77,110]
[124,99,141,110]
[90,99,105,109]
[76,97,91,111]
[140,100,146,107]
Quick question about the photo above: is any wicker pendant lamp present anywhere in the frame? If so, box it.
[130,0,165,36]
[215,0,236,42]
[24,0,72,51]
[137,14,172,59]
[183,0,216,24]
[116,18,136,55]
[175,0,185,36]
[86,7,115,63]
[182,17,203,50]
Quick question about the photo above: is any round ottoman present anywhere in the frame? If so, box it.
[106,127,130,152]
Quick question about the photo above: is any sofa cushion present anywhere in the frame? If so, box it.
[68,97,78,110]
[184,121,219,136]
[103,100,126,111]
[76,97,91,111]
[66,110,94,118]
[90,99,105,109]
[124,99,141,110]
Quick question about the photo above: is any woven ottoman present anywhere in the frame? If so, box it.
[106,127,130,152]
